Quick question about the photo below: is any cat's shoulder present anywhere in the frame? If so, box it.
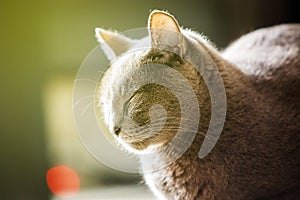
[223,24,300,57]
[229,24,299,46]
[222,24,300,90]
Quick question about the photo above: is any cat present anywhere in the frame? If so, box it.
[95,10,300,200]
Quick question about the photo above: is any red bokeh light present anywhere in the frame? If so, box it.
[46,165,80,196]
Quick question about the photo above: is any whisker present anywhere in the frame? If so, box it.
[74,78,98,84]
[203,134,220,142]
[79,102,94,116]
[73,95,94,107]
[161,123,207,128]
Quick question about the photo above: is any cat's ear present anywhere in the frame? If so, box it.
[148,10,182,49]
[95,28,134,61]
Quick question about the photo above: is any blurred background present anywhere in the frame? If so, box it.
[0,0,299,199]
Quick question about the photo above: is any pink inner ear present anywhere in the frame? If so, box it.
[150,12,180,32]
[95,28,135,61]
[98,30,115,41]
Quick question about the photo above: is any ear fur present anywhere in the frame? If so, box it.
[148,10,180,32]
[148,10,182,49]
[95,28,134,61]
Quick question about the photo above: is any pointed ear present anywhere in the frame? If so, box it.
[148,10,182,49]
[95,28,133,61]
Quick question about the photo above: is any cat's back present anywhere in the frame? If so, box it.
[222,24,300,97]
[221,25,300,199]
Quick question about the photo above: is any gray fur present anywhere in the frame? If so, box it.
[142,24,300,200]
[97,12,300,199]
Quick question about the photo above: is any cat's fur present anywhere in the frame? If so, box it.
[95,10,300,200]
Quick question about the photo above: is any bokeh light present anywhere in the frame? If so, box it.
[46,165,80,196]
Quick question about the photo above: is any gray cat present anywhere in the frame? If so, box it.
[95,10,300,200]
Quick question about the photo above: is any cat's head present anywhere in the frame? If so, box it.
[95,11,210,154]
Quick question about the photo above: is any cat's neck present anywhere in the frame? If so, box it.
[184,29,249,87]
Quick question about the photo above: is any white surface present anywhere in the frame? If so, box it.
[51,185,157,200]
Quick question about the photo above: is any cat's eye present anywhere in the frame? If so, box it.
[176,60,182,65]
[156,54,164,59]
[152,53,164,61]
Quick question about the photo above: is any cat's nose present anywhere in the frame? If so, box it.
[113,126,121,136]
